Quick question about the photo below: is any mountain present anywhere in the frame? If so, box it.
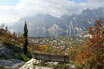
[11,8,104,37]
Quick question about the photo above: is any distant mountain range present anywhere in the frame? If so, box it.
[11,8,104,37]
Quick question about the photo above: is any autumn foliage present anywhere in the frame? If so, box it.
[75,19,104,69]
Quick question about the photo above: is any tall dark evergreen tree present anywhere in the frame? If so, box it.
[23,21,28,55]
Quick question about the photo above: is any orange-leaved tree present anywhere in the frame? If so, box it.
[75,19,104,69]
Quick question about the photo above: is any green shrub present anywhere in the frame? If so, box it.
[38,60,47,66]
[3,41,13,46]
[16,54,30,62]
[25,52,32,58]
[54,64,66,69]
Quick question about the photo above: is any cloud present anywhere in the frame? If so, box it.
[80,0,104,9]
[89,0,104,3]
[16,0,79,16]
[0,0,103,25]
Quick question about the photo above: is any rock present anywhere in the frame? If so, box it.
[0,43,23,59]
[35,66,53,69]
[46,62,59,65]
[20,58,41,69]
[0,59,24,68]
[0,44,14,58]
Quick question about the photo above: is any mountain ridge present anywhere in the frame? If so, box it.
[10,8,104,37]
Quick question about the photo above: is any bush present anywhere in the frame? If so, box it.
[75,19,104,69]
[16,54,30,62]
[3,41,13,46]
[38,60,47,66]
[54,64,66,69]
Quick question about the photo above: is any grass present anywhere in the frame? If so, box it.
[0,67,10,69]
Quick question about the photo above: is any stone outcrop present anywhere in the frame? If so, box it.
[0,44,24,68]
[35,66,53,69]
[20,58,55,69]
[0,44,14,58]
[0,59,24,68]
[20,58,41,69]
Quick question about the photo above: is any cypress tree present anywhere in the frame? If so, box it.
[23,21,28,55]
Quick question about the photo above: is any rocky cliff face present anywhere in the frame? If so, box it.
[11,8,104,37]
[0,44,24,68]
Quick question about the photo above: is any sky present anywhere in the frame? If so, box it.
[0,0,103,25]
[0,0,19,6]
[71,0,88,3]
